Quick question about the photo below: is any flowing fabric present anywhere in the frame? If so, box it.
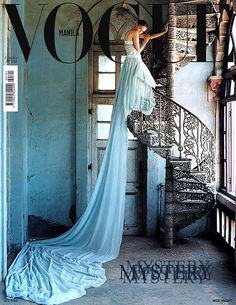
[5,40,157,305]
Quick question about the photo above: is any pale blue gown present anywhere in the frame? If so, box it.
[5,40,157,305]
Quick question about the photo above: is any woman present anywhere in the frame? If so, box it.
[120,19,168,116]
[124,19,168,53]
[5,19,168,305]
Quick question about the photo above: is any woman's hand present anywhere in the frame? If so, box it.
[163,23,169,33]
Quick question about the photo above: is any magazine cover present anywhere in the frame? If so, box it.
[0,0,235,304]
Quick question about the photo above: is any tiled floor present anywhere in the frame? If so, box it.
[1,236,236,305]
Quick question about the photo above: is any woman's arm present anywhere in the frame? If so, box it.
[149,24,169,40]
[133,30,150,53]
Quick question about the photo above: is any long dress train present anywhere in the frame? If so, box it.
[5,40,157,305]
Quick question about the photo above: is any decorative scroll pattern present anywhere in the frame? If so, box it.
[183,111,200,167]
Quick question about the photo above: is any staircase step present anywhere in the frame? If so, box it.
[169,158,192,172]
[175,199,213,204]
[176,28,215,44]
[154,83,165,88]
[172,197,216,230]
[175,41,196,56]
[175,55,196,70]
[175,13,217,28]
[173,200,213,212]
[177,190,208,194]
[173,191,214,201]
[153,87,167,96]
[173,215,207,230]
[154,78,167,87]
[170,157,191,161]
[137,133,177,148]
[176,52,196,59]
[173,180,210,192]
[173,168,207,183]
[175,54,196,66]
[174,209,207,214]
[137,133,158,146]
[190,170,208,183]
[176,27,216,33]
[152,146,174,159]
[176,39,197,47]
[173,178,206,184]
[127,120,142,135]
[173,209,208,228]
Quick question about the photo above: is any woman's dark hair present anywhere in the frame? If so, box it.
[137,20,148,27]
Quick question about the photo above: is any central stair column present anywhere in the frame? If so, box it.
[163,159,174,248]
[162,1,177,248]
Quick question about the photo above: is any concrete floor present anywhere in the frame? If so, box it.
[1,236,236,305]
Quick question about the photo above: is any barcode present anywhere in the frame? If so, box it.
[3,65,18,112]
[5,84,15,105]
[5,70,15,82]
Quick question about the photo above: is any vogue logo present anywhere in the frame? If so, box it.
[3,2,233,64]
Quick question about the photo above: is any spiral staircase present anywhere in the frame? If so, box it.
[128,0,220,247]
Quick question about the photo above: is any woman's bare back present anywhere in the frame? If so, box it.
[124,29,138,41]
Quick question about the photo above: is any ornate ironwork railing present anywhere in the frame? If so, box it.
[127,88,216,183]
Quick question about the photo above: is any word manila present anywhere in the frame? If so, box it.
[58,29,79,37]
[120,260,213,284]
[3,3,233,64]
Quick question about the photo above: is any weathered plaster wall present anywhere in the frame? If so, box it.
[25,1,78,227]
[7,2,28,249]
[146,151,166,237]
[175,48,216,133]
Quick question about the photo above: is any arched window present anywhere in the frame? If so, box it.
[220,4,236,198]
[92,10,136,93]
